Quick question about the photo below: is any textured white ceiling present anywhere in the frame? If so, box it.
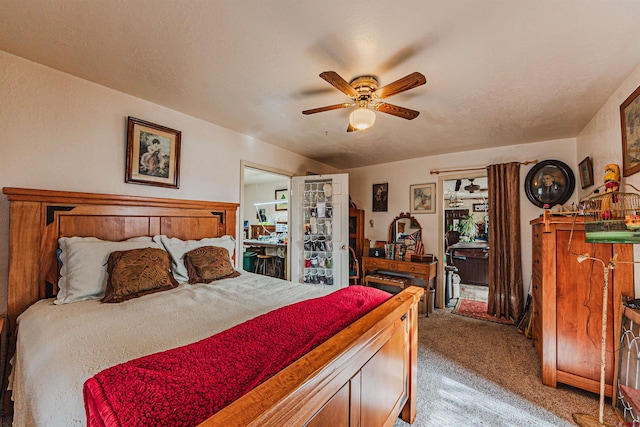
[2,0,640,169]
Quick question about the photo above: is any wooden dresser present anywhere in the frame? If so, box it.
[530,215,634,396]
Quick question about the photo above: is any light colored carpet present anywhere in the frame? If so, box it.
[394,308,617,426]
[460,283,489,301]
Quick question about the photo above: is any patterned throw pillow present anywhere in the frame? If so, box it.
[102,248,178,303]
[183,245,241,284]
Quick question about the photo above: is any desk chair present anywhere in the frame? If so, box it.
[348,247,359,285]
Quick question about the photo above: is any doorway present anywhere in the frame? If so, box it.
[241,162,292,278]
[440,174,489,308]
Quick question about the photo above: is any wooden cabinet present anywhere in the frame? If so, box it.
[530,216,634,396]
[349,208,364,262]
[250,225,275,239]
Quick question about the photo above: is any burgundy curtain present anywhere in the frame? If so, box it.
[487,162,524,320]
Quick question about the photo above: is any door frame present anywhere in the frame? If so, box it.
[240,161,293,275]
[436,172,487,308]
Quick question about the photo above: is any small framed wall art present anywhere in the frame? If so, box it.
[621,85,640,177]
[275,189,288,211]
[410,183,436,214]
[578,156,594,189]
[372,183,388,212]
[126,116,181,188]
[473,203,488,212]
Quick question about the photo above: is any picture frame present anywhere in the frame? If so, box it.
[126,117,181,188]
[256,208,267,222]
[524,159,575,208]
[473,203,488,212]
[621,85,640,177]
[410,183,436,214]
[374,240,387,248]
[275,189,288,211]
[578,156,594,189]
[372,183,388,212]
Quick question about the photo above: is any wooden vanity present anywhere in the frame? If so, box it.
[361,213,437,313]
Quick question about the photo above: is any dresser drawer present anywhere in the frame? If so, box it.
[531,270,542,294]
[532,227,543,247]
[365,259,391,270]
[396,262,426,275]
[532,248,543,276]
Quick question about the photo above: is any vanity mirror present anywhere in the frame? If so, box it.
[389,213,423,257]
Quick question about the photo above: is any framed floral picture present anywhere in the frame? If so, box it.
[410,183,436,214]
[126,116,181,188]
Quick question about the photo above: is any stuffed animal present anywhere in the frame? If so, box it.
[603,163,620,192]
[602,164,620,220]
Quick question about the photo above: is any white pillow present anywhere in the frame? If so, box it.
[153,235,236,283]
[56,236,160,305]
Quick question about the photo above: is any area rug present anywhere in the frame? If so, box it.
[451,298,514,325]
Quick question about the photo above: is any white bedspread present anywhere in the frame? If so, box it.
[11,272,331,427]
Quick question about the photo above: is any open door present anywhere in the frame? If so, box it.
[290,173,349,290]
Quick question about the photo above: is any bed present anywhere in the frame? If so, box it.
[3,187,422,427]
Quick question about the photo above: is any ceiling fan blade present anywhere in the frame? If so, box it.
[302,103,352,115]
[375,102,420,120]
[320,71,358,97]
[375,72,426,99]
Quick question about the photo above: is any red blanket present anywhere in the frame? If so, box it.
[83,285,391,427]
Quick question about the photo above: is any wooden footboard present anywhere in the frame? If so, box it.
[202,286,422,427]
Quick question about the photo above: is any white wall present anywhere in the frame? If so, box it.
[0,51,337,314]
[345,138,578,306]
[244,181,289,227]
[4,46,640,313]
[576,62,640,295]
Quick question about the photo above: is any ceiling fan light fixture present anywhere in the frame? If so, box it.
[349,107,376,130]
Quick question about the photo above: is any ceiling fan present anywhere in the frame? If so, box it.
[464,179,483,193]
[302,71,426,132]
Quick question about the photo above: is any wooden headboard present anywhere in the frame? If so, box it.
[2,188,239,333]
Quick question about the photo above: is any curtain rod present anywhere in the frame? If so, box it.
[429,159,538,175]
